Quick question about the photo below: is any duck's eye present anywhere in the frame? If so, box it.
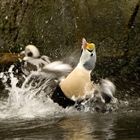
[87,49,93,52]
[27,52,33,57]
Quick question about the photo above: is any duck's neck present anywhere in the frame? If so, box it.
[77,50,96,71]
[77,56,96,71]
[77,61,92,72]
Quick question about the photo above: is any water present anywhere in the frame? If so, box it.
[0,65,140,140]
[0,111,140,140]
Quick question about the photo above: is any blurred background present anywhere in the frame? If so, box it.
[0,0,140,98]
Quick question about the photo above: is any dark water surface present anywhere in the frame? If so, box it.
[0,108,140,140]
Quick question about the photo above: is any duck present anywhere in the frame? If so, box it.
[21,44,72,77]
[51,38,117,108]
[0,45,47,67]
[20,45,50,74]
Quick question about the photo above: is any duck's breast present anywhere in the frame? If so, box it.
[60,68,91,99]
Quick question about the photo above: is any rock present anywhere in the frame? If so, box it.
[0,53,23,64]
[0,53,24,72]
[0,0,139,97]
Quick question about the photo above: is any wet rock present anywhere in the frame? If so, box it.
[0,53,23,64]
[0,0,139,97]
[0,53,24,72]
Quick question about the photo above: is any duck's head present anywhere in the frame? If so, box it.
[21,45,40,60]
[78,38,96,71]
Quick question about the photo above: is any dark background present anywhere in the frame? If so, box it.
[0,0,140,98]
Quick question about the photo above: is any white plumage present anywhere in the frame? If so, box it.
[21,44,72,75]
[22,45,40,59]
[59,38,96,100]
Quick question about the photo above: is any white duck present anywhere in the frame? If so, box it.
[21,44,72,75]
[51,38,117,108]
[21,45,50,70]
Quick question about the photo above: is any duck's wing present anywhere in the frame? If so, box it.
[42,61,72,77]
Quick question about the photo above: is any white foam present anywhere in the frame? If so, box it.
[0,66,75,119]
[0,65,118,120]
[43,61,72,73]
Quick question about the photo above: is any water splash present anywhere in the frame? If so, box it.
[0,63,120,120]
[0,65,78,119]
